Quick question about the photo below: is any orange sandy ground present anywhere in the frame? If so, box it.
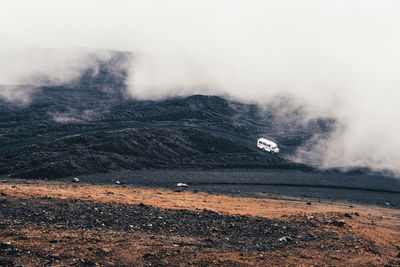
[1,180,399,266]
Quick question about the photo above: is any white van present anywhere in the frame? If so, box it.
[257,138,279,154]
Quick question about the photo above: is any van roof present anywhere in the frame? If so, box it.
[258,138,277,146]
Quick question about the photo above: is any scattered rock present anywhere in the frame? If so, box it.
[307,202,312,205]
[2,187,389,265]
[299,254,313,259]
[344,213,352,218]
[72,177,80,183]
[331,221,345,227]
[143,253,153,258]
[278,236,293,242]
[101,248,110,253]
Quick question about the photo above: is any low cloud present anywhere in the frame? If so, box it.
[1,0,400,175]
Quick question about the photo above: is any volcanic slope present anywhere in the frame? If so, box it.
[0,52,332,179]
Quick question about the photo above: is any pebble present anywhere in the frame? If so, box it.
[278,236,292,242]
[101,248,110,253]
[72,177,79,183]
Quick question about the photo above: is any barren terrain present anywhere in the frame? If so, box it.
[1,52,399,266]
[1,179,399,266]
[0,52,330,179]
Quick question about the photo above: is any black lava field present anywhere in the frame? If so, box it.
[0,52,334,180]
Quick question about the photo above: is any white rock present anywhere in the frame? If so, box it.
[177,183,188,188]
[278,236,292,242]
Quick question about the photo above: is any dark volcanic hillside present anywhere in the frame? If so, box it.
[0,52,333,179]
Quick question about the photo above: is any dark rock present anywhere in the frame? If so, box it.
[331,221,345,227]
[143,253,153,259]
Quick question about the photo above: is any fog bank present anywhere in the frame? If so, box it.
[1,0,400,175]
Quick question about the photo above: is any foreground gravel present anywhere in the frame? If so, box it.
[1,183,398,266]
[0,194,367,266]
[0,196,305,252]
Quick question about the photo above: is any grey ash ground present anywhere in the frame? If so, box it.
[0,52,331,179]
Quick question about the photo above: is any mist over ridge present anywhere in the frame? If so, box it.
[1,0,400,176]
